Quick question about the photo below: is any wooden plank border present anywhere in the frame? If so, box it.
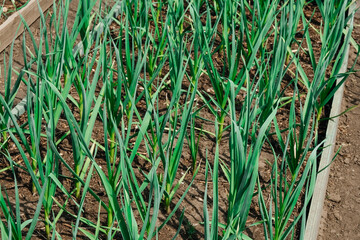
[0,0,53,53]
[304,3,356,239]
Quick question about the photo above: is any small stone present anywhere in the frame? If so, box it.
[333,212,342,221]
[328,193,341,203]
[206,88,215,94]
[2,7,8,13]
[344,157,350,164]
[258,161,266,171]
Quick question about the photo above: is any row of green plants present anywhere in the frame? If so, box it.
[0,0,355,239]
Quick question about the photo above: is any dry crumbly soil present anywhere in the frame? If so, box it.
[319,3,360,240]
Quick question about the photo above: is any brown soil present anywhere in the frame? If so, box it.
[319,3,360,239]
[0,0,30,24]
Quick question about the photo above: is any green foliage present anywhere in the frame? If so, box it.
[0,0,354,239]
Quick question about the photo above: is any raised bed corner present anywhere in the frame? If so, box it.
[0,0,53,53]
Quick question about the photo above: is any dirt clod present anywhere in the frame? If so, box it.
[333,212,342,221]
[327,193,341,203]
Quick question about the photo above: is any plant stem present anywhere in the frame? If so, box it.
[165,182,171,214]
[79,92,84,121]
[315,107,322,134]
[75,178,81,199]
[107,204,113,230]
[45,210,51,239]
[1,128,8,150]
[31,156,37,194]
[217,113,226,143]
[75,161,81,199]
[109,129,116,164]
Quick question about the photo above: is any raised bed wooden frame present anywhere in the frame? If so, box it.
[0,0,53,53]
[304,3,355,239]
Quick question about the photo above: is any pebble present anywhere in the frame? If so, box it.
[2,7,7,13]
[344,157,350,164]
[328,193,342,203]
[333,212,342,221]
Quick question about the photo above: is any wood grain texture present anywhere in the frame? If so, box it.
[0,0,53,53]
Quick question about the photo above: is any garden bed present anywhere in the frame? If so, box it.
[0,0,355,239]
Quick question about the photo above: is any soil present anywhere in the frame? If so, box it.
[0,1,354,240]
[0,0,30,24]
[319,3,360,239]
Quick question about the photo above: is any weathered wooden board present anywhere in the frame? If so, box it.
[0,0,53,53]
